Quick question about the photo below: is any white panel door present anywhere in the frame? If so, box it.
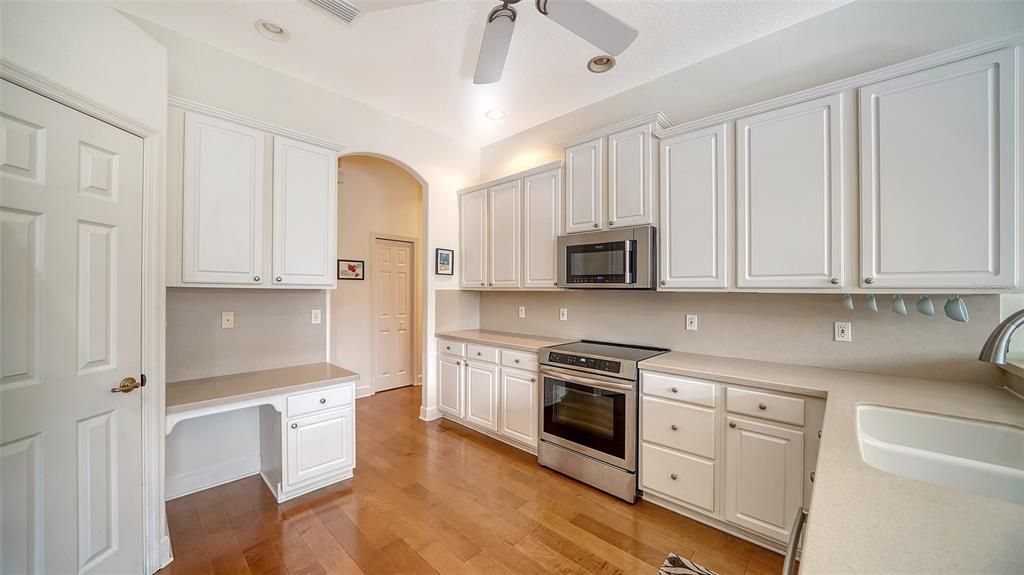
[488,180,521,288]
[660,123,730,289]
[459,189,487,288]
[285,407,354,488]
[437,354,464,418]
[465,362,499,432]
[372,239,414,392]
[499,367,538,446]
[272,136,336,286]
[860,47,1018,289]
[725,416,804,542]
[0,79,144,574]
[523,167,562,289]
[737,94,844,289]
[564,138,604,233]
[182,111,265,285]
[608,123,654,228]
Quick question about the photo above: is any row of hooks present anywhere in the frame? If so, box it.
[840,294,969,322]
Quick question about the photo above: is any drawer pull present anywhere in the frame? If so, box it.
[671,387,679,393]
[758,402,767,411]
[253,275,261,282]
[290,423,297,429]
[477,352,482,356]
[670,473,678,481]
[531,378,536,383]
[514,359,520,364]
[446,345,451,351]
[456,360,461,366]
[810,471,816,483]
[729,422,737,429]
[670,424,678,431]
[319,398,327,404]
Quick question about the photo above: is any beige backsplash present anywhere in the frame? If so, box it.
[474,291,1004,385]
[435,290,481,332]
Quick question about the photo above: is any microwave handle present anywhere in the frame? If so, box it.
[624,240,634,284]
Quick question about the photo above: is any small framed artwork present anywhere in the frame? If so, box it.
[435,248,454,276]
[337,259,364,280]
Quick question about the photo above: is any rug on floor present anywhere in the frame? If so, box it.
[657,553,718,575]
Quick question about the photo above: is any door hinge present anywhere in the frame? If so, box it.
[140,373,147,387]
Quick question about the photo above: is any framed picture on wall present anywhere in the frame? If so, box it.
[435,248,454,276]
[337,259,364,280]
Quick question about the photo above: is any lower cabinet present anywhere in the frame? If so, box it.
[438,354,464,418]
[642,443,716,513]
[285,406,355,488]
[465,361,499,432]
[499,367,538,446]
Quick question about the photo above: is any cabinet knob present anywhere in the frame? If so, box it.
[608,221,614,226]
[830,277,839,285]
[480,282,485,287]
[553,282,558,286]
[670,387,678,393]
[593,223,599,228]
[290,423,298,429]
[670,424,678,431]
[253,275,261,282]
[670,473,678,481]
[488,282,493,286]
[446,346,451,351]
[729,422,737,429]
[276,276,283,282]
[320,398,327,404]
[818,429,822,439]
[810,471,816,483]
[660,280,666,286]
[456,361,461,366]
[758,402,767,411]
[514,359,520,364]
[864,277,875,285]
[531,378,536,383]
[477,352,482,356]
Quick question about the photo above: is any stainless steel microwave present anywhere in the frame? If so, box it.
[557,225,656,289]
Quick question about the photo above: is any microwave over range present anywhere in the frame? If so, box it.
[557,225,657,289]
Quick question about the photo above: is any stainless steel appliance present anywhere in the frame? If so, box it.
[538,340,669,502]
[557,225,656,289]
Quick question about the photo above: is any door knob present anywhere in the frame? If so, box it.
[110,377,141,394]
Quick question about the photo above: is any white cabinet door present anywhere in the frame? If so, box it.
[736,94,844,289]
[725,416,804,542]
[465,361,499,432]
[860,47,1018,289]
[499,367,538,446]
[608,123,655,228]
[182,111,265,285]
[488,180,522,288]
[438,354,464,418]
[460,188,488,288]
[523,167,562,289]
[565,138,604,233]
[272,136,336,286]
[660,123,730,289]
[285,407,354,488]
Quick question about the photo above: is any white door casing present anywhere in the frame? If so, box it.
[372,239,414,392]
[608,123,654,228]
[499,367,538,446]
[522,167,562,289]
[565,138,604,233]
[459,188,487,288]
[488,180,521,288]
[0,79,145,574]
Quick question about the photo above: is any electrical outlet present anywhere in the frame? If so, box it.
[518,305,526,319]
[311,309,322,325]
[686,315,698,331]
[559,307,568,321]
[834,321,852,342]
[221,311,234,329]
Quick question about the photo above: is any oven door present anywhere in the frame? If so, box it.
[539,366,636,471]
[561,240,635,287]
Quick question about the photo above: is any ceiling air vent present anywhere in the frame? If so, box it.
[304,0,360,24]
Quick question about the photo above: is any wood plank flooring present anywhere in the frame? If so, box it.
[159,386,786,575]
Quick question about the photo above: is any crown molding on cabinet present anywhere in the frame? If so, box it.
[168,95,346,152]
[657,29,1024,139]
[458,160,564,195]
[561,111,672,149]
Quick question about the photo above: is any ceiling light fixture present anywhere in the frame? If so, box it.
[587,55,616,74]
[255,20,291,42]
[485,110,507,121]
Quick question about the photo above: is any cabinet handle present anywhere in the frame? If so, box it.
[531,378,536,383]
[593,223,599,228]
[810,471,816,483]
[818,429,822,439]
[477,352,482,356]
[670,473,678,481]
[319,398,327,404]
[290,423,298,429]
[254,275,261,282]
[758,402,767,411]
[488,282,493,286]
[514,359,520,364]
[446,346,451,351]
[864,277,875,285]
[670,387,678,393]
[830,277,839,285]
[608,221,614,226]
[729,422,737,429]
[660,280,666,286]
[276,276,283,282]
[670,424,678,431]
[456,361,461,366]
[480,282,485,287]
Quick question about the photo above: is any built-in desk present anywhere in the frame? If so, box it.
[166,363,360,502]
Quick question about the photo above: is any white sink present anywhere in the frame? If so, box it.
[857,405,1024,504]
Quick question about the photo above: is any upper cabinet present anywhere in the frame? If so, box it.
[523,167,562,289]
[272,137,336,287]
[736,94,845,289]
[562,113,670,234]
[488,180,522,288]
[859,47,1018,289]
[459,188,488,289]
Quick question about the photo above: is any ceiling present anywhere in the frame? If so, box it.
[114,0,850,147]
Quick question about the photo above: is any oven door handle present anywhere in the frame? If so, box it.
[540,367,635,392]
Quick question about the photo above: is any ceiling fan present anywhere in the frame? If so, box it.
[474,0,639,84]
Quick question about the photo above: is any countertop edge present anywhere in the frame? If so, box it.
[435,329,575,352]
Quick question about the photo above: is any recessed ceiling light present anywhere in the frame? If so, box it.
[255,20,290,42]
[485,110,506,121]
[587,55,616,74]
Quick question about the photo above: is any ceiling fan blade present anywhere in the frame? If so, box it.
[540,0,638,56]
[474,5,517,85]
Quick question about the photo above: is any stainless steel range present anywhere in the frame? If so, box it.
[538,340,669,503]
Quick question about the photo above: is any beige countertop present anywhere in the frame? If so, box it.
[639,352,1024,573]
[166,362,359,414]
[435,329,575,352]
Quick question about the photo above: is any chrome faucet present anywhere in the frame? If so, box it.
[979,309,1024,365]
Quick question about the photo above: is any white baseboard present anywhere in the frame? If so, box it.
[164,453,261,500]
[158,535,173,570]
[420,405,441,421]
[355,385,374,399]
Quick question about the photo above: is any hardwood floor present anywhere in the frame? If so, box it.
[160,386,786,575]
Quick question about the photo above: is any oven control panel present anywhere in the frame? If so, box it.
[547,352,621,374]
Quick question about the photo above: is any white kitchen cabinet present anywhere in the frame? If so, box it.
[465,361,499,432]
[736,94,844,289]
[499,367,538,447]
[564,138,604,233]
[724,415,804,541]
[272,136,337,286]
[642,443,716,513]
[182,111,266,285]
[437,354,464,418]
[608,123,656,228]
[659,123,731,289]
[523,166,562,289]
[285,406,355,489]
[459,188,488,289]
[488,180,522,288]
[859,47,1019,289]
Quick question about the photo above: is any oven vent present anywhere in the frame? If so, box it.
[303,0,360,24]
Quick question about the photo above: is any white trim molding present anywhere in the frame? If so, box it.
[561,111,671,149]
[165,453,261,500]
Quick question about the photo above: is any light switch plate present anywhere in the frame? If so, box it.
[311,309,322,324]
[221,311,235,329]
[559,308,568,321]
[834,321,852,342]
[686,315,698,331]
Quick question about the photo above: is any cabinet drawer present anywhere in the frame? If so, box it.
[438,339,466,357]
[642,443,715,513]
[642,372,716,407]
[286,384,354,418]
[501,349,538,371]
[467,344,499,364]
[726,387,804,426]
[642,397,715,459]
